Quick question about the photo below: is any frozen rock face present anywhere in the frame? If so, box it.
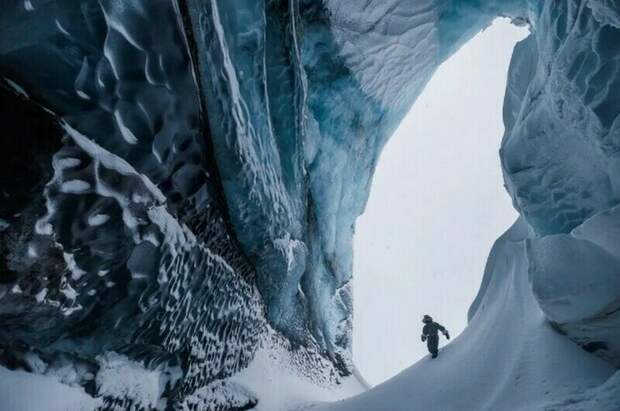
[1,0,620,409]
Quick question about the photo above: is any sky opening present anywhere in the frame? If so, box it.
[353,19,528,386]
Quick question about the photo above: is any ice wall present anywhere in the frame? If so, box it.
[0,1,267,408]
[174,0,530,367]
[500,0,620,366]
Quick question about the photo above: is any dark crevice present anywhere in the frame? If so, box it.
[0,82,62,217]
[582,341,608,353]
[0,81,63,285]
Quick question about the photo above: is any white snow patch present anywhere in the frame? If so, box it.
[35,288,48,303]
[60,280,78,300]
[27,244,38,258]
[114,111,138,145]
[96,352,165,410]
[61,304,83,317]
[0,366,99,411]
[76,90,91,100]
[63,252,87,281]
[61,180,91,194]
[35,220,53,235]
[87,213,110,226]
[53,157,81,170]
[54,19,70,36]
[3,77,29,97]
[230,337,364,411]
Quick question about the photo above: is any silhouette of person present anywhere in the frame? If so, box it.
[421,314,450,358]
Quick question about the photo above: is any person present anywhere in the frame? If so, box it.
[421,314,450,358]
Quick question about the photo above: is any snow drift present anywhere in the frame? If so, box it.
[310,219,619,411]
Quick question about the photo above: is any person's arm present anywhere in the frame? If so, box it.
[437,323,450,339]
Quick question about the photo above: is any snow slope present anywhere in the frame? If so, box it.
[0,366,100,411]
[309,219,617,411]
[228,334,366,411]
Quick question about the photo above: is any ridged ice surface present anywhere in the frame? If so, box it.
[502,1,620,236]
[0,1,268,408]
[500,1,620,367]
[1,0,620,409]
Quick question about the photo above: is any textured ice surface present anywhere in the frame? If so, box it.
[95,352,169,410]
[1,0,620,409]
[501,1,620,236]
[499,0,620,367]
[0,1,269,407]
[527,203,620,366]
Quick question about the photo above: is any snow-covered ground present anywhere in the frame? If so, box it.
[0,366,100,411]
[229,338,366,411]
[309,219,619,411]
[0,331,365,411]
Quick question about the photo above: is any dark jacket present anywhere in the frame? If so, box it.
[422,321,446,337]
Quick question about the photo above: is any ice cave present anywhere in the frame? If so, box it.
[0,1,619,410]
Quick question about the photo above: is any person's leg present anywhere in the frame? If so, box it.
[427,335,439,358]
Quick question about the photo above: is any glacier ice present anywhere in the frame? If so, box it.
[499,0,620,369]
[501,1,620,236]
[0,1,269,407]
[1,0,620,409]
[527,203,620,366]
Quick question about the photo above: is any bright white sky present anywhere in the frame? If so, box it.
[353,19,528,386]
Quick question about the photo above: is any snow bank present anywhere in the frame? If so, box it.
[229,332,365,411]
[309,219,615,411]
[528,204,620,366]
[0,366,99,411]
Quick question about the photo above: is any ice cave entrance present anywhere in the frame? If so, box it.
[353,19,528,386]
